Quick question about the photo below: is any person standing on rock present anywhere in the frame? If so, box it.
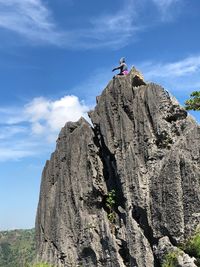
[112,57,129,76]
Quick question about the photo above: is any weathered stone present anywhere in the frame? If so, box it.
[155,236,197,267]
[36,68,200,267]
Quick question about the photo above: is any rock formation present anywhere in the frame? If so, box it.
[36,68,200,267]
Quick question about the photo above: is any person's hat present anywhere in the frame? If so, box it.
[119,57,125,63]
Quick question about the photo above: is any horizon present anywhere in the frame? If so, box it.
[0,0,200,230]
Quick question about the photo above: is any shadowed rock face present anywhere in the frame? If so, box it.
[36,68,200,267]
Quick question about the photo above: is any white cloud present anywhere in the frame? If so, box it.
[0,0,184,49]
[0,143,38,161]
[0,0,62,44]
[25,95,89,137]
[141,56,200,79]
[0,0,139,48]
[152,0,180,9]
[152,0,182,20]
[82,0,140,49]
[0,95,90,161]
[137,55,200,101]
[0,126,26,140]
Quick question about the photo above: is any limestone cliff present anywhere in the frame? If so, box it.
[35,68,200,267]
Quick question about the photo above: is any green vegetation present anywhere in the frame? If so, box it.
[163,229,200,267]
[184,231,200,257]
[181,230,200,266]
[185,91,200,111]
[31,264,53,267]
[106,189,116,223]
[0,229,36,267]
[162,251,179,267]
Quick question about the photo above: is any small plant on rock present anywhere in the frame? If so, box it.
[106,190,116,223]
[162,251,179,267]
[185,91,200,111]
[181,229,200,266]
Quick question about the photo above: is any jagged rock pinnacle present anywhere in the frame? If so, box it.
[36,68,200,267]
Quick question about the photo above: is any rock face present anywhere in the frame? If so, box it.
[35,68,200,267]
[155,236,197,267]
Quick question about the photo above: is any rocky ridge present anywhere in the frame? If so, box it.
[36,68,200,267]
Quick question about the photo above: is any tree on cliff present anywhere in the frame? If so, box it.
[185,91,200,111]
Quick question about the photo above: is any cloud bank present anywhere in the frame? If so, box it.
[25,96,89,138]
[0,0,63,45]
[142,56,200,78]
[139,55,200,95]
[0,95,89,161]
[0,0,185,49]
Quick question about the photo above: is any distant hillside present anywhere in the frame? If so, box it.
[0,229,36,267]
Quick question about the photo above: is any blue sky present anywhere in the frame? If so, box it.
[0,0,200,230]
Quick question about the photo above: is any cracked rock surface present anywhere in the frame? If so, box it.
[36,68,200,267]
